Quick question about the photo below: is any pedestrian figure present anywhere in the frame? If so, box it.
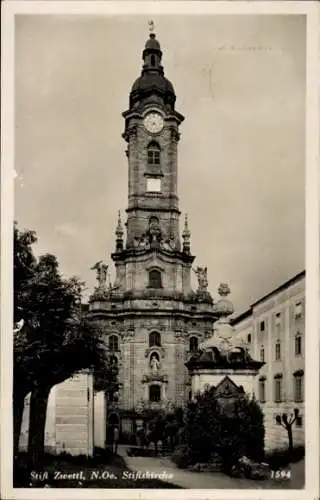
[112,426,119,455]
[137,426,146,449]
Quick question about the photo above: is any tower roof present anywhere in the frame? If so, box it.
[129,31,176,110]
[144,33,161,51]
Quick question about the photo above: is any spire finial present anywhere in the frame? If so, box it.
[182,213,191,254]
[218,283,231,297]
[213,283,234,321]
[115,210,124,252]
[148,20,155,34]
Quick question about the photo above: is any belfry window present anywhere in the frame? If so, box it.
[147,142,160,165]
[149,331,161,347]
[148,269,162,288]
[151,54,156,67]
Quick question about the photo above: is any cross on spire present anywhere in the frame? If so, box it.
[148,20,155,33]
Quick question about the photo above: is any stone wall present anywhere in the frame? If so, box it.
[19,373,94,456]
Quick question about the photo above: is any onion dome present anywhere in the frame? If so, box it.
[129,31,176,110]
[144,34,161,52]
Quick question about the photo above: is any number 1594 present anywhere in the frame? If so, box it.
[271,469,291,480]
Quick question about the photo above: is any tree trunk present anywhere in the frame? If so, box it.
[287,426,293,453]
[13,388,26,458]
[28,384,51,468]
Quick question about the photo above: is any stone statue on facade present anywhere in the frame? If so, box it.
[139,235,151,250]
[150,354,160,374]
[193,266,208,290]
[166,399,174,412]
[91,261,108,288]
[136,399,145,414]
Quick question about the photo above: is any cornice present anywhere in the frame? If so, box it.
[111,247,195,264]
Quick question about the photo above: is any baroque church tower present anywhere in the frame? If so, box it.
[89,29,216,432]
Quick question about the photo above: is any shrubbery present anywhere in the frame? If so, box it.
[177,387,265,471]
[264,445,305,469]
[171,444,191,469]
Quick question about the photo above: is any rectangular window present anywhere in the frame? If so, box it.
[258,380,266,403]
[149,385,161,402]
[295,302,302,318]
[147,178,161,192]
[274,378,282,403]
[275,342,281,360]
[295,416,303,427]
[260,321,265,332]
[294,375,304,402]
[295,334,302,356]
[247,333,252,344]
[260,347,265,362]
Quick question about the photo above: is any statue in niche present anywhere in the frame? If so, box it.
[147,217,162,248]
[150,353,160,374]
[193,266,208,290]
[169,238,176,250]
[91,261,108,288]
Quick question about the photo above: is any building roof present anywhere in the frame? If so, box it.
[250,270,305,308]
[232,270,305,325]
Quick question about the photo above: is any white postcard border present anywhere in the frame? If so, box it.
[1,2,319,500]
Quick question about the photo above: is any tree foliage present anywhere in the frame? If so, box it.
[13,223,110,463]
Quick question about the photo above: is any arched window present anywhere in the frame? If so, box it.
[149,331,161,347]
[147,142,160,166]
[109,335,119,352]
[189,336,198,353]
[149,384,161,402]
[151,54,156,67]
[148,269,162,288]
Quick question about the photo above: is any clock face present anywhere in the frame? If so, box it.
[143,113,164,134]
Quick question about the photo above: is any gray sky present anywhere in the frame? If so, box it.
[14,14,306,313]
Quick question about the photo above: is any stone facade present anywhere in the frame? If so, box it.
[88,32,215,434]
[232,271,305,451]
